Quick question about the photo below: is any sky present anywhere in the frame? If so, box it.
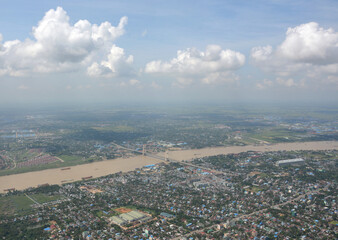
[0,0,338,106]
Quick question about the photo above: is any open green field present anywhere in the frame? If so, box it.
[0,193,62,215]
[246,128,305,143]
[30,193,61,203]
[92,125,135,132]
[0,155,99,176]
[301,151,338,161]
[57,154,83,163]
[0,195,33,215]
[122,205,159,216]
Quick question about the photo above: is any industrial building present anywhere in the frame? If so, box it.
[110,210,151,227]
[276,158,305,167]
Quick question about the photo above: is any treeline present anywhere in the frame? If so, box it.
[306,134,338,141]
[69,128,148,143]
[0,221,48,239]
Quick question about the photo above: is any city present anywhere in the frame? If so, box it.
[1,0,338,239]
[0,148,336,239]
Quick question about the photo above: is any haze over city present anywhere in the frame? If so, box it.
[0,0,337,106]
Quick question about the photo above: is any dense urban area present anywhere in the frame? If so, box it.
[0,105,337,239]
[0,149,337,239]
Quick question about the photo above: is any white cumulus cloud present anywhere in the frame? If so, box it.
[277,22,338,65]
[0,7,132,77]
[87,45,134,78]
[145,45,245,86]
[251,22,338,85]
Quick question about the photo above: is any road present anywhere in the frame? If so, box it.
[24,193,41,206]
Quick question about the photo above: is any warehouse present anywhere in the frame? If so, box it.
[276,158,305,167]
[110,210,151,227]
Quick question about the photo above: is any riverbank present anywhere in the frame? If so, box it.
[0,156,160,193]
[0,141,337,193]
[164,141,338,161]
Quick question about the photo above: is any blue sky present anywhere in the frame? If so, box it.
[0,0,337,105]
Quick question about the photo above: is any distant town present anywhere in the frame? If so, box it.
[1,105,337,176]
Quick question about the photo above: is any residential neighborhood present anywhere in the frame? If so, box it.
[1,149,336,239]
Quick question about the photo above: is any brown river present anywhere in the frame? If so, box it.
[0,141,337,192]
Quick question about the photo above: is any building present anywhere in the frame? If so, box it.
[193,181,210,188]
[276,158,305,167]
[160,212,175,219]
[110,210,151,227]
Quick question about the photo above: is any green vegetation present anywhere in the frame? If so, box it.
[246,128,305,143]
[120,205,159,216]
[0,195,34,215]
[0,154,99,176]
[70,128,148,142]
[247,186,263,193]
[0,105,336,176]
[95,210,118,218]
[31,193,61,203]
[92,125,135,132]
[0,147,336,239]
[0,193,62,215]
[0,220,48,239]
[0,161,64,176]
[58,154,83,163]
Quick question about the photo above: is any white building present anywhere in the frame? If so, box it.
[276,158,305,167]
